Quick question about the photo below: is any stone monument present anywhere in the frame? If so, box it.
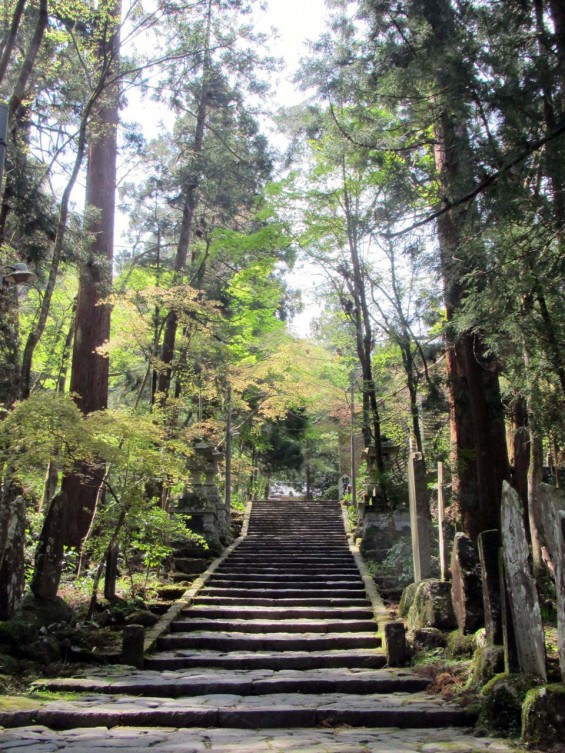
[176,441,229,552]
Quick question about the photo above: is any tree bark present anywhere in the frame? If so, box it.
[61,0,121,550]
[0,491,25,619]
[429,7,509,539]
[30,491,68,599]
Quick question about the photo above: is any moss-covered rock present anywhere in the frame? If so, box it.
[0,653,19,674]
[412,627,448,652]
[17,594,74,627]
[522,683,565,752]
[124,609,159,627]
[468,645,505,688]
[407,579,457,630]
[446,630,476,660]
[477,672,540,737]
[399,582,417,618]
[0,620,38,656]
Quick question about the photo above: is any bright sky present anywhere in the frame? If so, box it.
[258,0,328,105]
[256,0,328,338]
[118,0,329,335]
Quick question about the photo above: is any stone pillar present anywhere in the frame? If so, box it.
[538,484,565,681]
[451,532,484,634]
[501,481,546,680]
[384,621,408,667]
[499,548,519,673]
[408,452,432,582]
[122,624,144,668]
[477,529,502,645]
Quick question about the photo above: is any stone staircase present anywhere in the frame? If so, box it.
[1,498,479,733]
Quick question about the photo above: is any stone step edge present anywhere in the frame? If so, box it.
[33,675,430,697]
[143,497,256,654]
[0,704,477,731]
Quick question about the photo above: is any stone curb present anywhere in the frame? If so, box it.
[143,497,255,653]
[340,502,390,630]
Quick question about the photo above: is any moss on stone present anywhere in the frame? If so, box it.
[398,582,417,617]
[467,645,504,689]
[522,683,565,751]
[478,673,540,738]
[0,695,40,711]
[446,630,475,660]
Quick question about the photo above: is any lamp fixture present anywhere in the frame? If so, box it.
[1,262,36,286]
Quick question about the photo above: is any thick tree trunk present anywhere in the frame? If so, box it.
[61,0,121,550]
[30,491,68,599]
[432,77,509,540]
[0,491,25,619]
[511,396,530,505]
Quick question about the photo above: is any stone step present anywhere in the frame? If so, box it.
[0,692,477,730]
[227,550,353,557]
[206,579,365,590]
[158,631,381,652]
[214,566,360,576]
[179,606,375,620]
[171,618,377,633]
[201,587,365,598]
[193,596,370,607]
[235,543,349,551]
[221,558,355,565]
[145,648,387,671]
[34,668,429,698]
[206,572,361,583]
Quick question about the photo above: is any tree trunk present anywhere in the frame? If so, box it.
[61,0,121,550]
[0,491,26,619]
[30,491,68,599]
[511,395,530,505]
[156,0,212,401]
[0,0,27,86]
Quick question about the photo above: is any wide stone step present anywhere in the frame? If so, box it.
[157,631,381,652]
[206,580,365,590]
[145,648,387,671]
[193,596,370,607]
[180,606,375,620]
[225,557,354,564]
[34,668,429,698]
[206,573,361,583]
[0,692,477,730]
[171,618,376,633]
[201,588,365,598]
[232,541,349,557]
[227,552,354,558]
[214,567,360,576]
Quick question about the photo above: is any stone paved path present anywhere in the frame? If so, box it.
[0,499,527,751]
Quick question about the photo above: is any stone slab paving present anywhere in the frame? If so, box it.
[0,725,528,752]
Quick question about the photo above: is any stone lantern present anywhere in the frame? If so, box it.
[359,438,400,562]
[362,438,400,510]
[176,440,229,551]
